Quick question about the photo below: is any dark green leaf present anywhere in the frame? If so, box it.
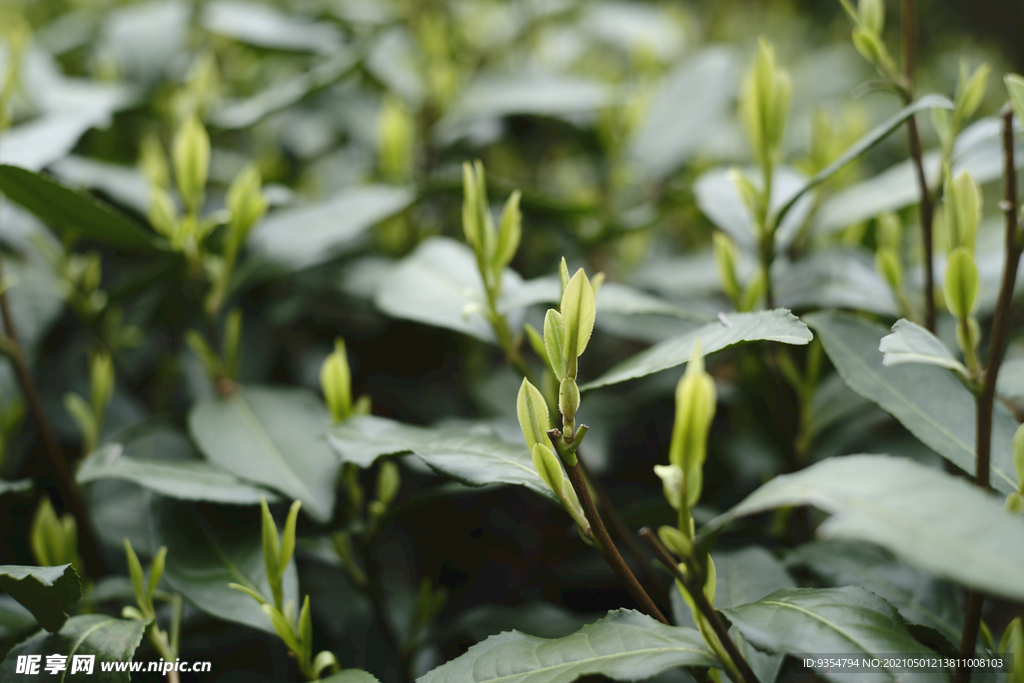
[149,499,298,634]
[701,454,1024,601]
[0,165,158,252]
[77,443,280,505]
[0,565,81,633]
[581,310,812,390]
[723,586,942,683]
[0,614,148,682]
[418,609,719,683]
[806,311,1018,493]
[329,415,557,504]
[787,541,962,645]
[188,386,340,522]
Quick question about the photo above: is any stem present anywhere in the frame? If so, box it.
[576,452,671,610]
[955,105,1024,683]
[639,528,760,683]
[901,0,936,332]
[0,253,104,575]
[548,431,669,625]
[760,162,775,310]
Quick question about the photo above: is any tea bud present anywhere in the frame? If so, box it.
[493,190,521,273]
[657,524,693,558]
[376,460,401,507]
[532,443,564,498]
[944,247,979,320]
[713,231,741,303]
[877,212,901,251]
[669,341,717,507]
[944,171,980,255]
[320,339,352,423]
[739,39,791,167]
[543,309,567,381]
[955,62,989,123]
[226,164,267,249]
[148,186,178,238]
[517,378,550,453]
[559,257,570,295]
[377,94,415,183]
[560,268,596,375]
[89,351,114,418]
[172,116,210,214]
[858,0,884,35]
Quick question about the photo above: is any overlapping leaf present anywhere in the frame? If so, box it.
[0,565,81,633]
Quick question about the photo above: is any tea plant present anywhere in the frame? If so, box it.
[0,0,1022,682]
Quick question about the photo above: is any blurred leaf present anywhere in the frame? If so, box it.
[449,601,602,642]
[0,595,36,646]
[0,614,148,682]
[694,166,814,252]
[99,0,191,85]
[701,454,1024,602]
[0,166,158,252]
[77,443,280,505]
[0,111,127,172]
[150,499,298,634]
[248,185,414,272]
[211,51,358,129]
[329,415,557,504]
[879,319,968,376]
[499,276,711,321]
[0,479,32,497]
[787,541,962,645]
[581,309,812,390]
[774,249,897,316]
[375,237,523,343]
[806,311,1018,493]
[418,609,719,683]
[50,156,151,215]
[202,1,344,53]
[188,386,340,523]
[997,358,1024,403]
[722,586,941,683]
[312,671,381,683]
[0,565,81,633]
[628,47,737,179]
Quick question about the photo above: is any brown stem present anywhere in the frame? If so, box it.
[955,104,1024,683]
[639,528,760,683]
[575,453,671,610]
[0,256,103,575]
[901,0,936,332]
[549,431,668,624]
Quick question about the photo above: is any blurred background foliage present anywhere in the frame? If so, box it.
[0,0,1022,680]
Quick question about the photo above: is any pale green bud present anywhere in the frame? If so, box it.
[559,258,570,296]
[875,248,903,291]
[657,524,692,558]
[148,186,178,238]
[1012,424,1024,494]
[147,546,166,604]
[139,133,170,189]
[558,377,580,423]
[493,190,521,274]
[729,168,761,224]
[376,460,401,507]
[313,651,338,679]
[955,61,989,123]
[653,463,684,512]
[944,171,981,255]
[298,595,313,662]
[63,393,98,454]
[278,500,302,577]
[259,496,281,585]
[517,378,550,453]
[1008,493,1023,515]
[739,271,765,313]
[851,28,893,74]
[1006,74,1024,128]
[82,252,102,294]
[222,308,243,380]
[739,39,791,167]
[31,496,77,568]
[124,538,149,616]
[89,350,114,418]
[377,94,415,183]
[932,108,952,146]
[560,268,597,376]
[172,116,210,214]
[321,339,352,423]
[543,309,567,381]
[712,232,741,303]
[669,341,717,508]
[944,247,979,320]
[532,443,564,498]
[877,212,901,251]
[462,162,481,251]
[858,0,884,35]
[226,164,267,251]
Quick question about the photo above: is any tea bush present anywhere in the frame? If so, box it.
[0,1,1022,682]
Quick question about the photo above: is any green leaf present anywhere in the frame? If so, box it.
[189,386,340,523]
[249,185,415,272]
[0,479,32,497]
[560,268,596,362]
[581,310,812,390]
[77,442,281,505]
[0,165,159,252]
[1005,74,1024,128]
[806,311,1018,493]
[879,319,969,378]
[149,499,298,634]
[722,586,942,683]
[787,541,963,645]
[0,565,81,633]
[700,454,1024,602]
[313,670,381,683]
[375,237,523,343]
[418,609,719,683]
[0,614,148,682]
[773,94,954,227]
[328,416,558,504]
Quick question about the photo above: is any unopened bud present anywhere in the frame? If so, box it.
[669,341,717,508]
[377,95,415,183]
[320,339,352,423]
[532,443,564,499]
[543,309,567,381]
[657,525,693,559]
[713,232,741,303]
[653,464,684,511]
[89,351,114,417]
[172,116,210,214]
[558,378,580,423]
[560,268,596,372]
[376,460,401,507]
[944,247,979,320]
[858,0,884,35]
[226,164,267,249]
[517,378,550,453]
